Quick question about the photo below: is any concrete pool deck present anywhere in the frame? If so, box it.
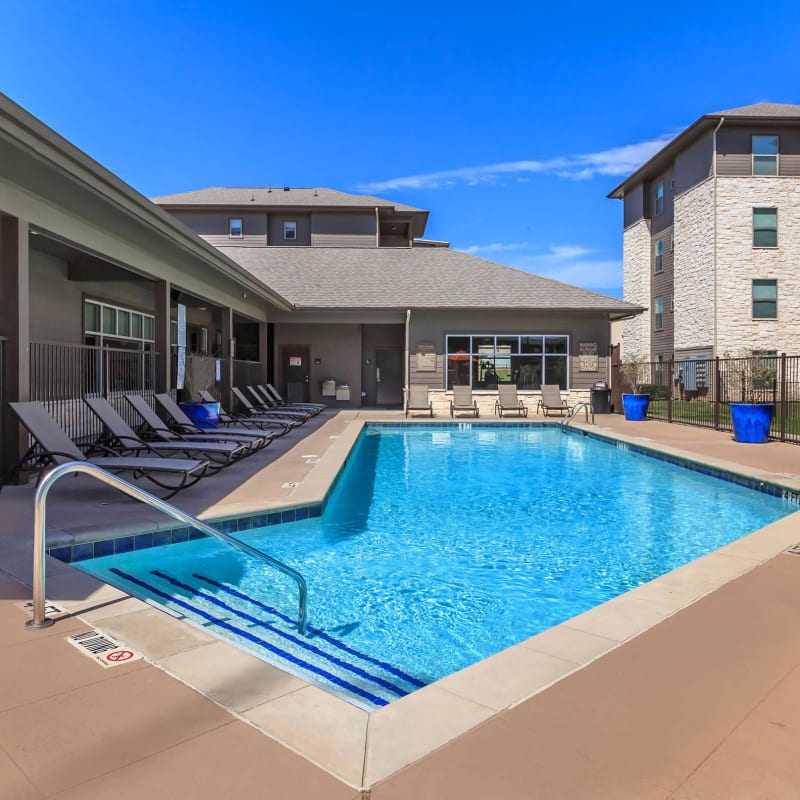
[2,409,800,797]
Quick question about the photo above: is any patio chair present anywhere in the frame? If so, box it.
[261,383,325,414]
[405,386,434,417]
[199,390,299,432]
[450,385,479,418]
[536,384,572,417]
[83,396,249,470]
[155,393,288,442]
[232,387,308,423]
[8,401,209,498]
[494,385,528,418]
[244,385,312,420]
[124,394,272,452]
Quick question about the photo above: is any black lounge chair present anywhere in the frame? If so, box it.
[231,387,308,423]
[9,401,208,498]
[124,393,272,452]
[84,396,249,470]
[198,390,298,433]
[494,385,528,418]
[245,386,313,419]
[260,384,325,414]
[450,386,479,418]
[153,393,286,443]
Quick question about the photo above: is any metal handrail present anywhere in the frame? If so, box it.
[27,461,308,633]
[560,401,594,429]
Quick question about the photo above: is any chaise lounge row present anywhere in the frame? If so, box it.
[406,384,575,418]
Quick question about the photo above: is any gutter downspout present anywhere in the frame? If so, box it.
[404,309,411,409]
[712,117,724,358]
[375,207,380,248]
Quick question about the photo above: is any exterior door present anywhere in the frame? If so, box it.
[281,345,310,402]
[376,348,403,406]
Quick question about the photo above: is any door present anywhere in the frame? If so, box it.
[376,348,403,406]
[281,345,310,403]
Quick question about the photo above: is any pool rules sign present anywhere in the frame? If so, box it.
[578,341,599,372]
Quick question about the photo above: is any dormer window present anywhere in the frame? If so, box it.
[752,136,778,176]
[229,218,243,238]
[284,221,297,240]
[654,179,664,216]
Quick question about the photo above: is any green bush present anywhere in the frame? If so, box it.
[639,384,669,400]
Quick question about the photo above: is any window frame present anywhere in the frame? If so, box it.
[753,207,778,248]
[84,299,155,346]
[752,279,777,320]
[654,239,664,273]
[654,179,664,216]
[283,221,297,240]
[229,218,243,238]
[752,135,779,176]
[654,296,664,331]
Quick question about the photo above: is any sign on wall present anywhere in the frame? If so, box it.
[414,341,437,372]
[177,303,187,348]
[289,356,302,367]
[578,341,599,372]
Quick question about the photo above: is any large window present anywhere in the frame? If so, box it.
[654,296,664,330]
[446,334,569,390]
[752,279,777,319]
[84,300,154,349]
[654,239,663,273]
[752,135,779,176]
[654,179,664,215]
[753,208,778,247]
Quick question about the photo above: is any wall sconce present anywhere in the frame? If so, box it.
[314,357,322,365]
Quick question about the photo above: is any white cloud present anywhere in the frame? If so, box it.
[458,243,622,293]
[355,133,674,192]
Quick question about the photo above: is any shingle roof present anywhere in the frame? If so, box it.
[712,102,800,118]
[223,246,640,313]
[152,186,425,213]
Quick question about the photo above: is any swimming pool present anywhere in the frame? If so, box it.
[73,424,796,709]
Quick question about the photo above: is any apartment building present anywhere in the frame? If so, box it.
[610,103,800,362]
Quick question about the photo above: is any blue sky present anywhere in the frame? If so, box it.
[2,1,800,297]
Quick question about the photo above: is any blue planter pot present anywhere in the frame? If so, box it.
[729,403,773,443]
[622,393,650,421]
[179,401,220,429]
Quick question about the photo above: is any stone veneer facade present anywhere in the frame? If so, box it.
[714,177,800,355]
[621,218,651,357]
[673,178,716,355]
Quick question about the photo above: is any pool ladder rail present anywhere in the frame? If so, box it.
[26,461,308,634]
[560,401,595,429]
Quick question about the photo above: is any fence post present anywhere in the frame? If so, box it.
[780,352,787,442]
[713,357,721,430]
[667,359,673,423]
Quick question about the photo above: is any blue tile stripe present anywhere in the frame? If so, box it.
[150,570,409,699]
[109,567,387,708]
[192,572,426,689]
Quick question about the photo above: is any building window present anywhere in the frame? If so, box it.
[654,239,663,273]
[84,300,155,347]
[753,208,778,247]
[445,334,569,390]
[655,179,664,215]
[752,280,777,319]
[654,296,664,330]
[752,135,779,176]
[229,218,243,238]
[284,221,297,240]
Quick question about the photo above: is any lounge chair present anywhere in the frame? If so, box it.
[84,396,249,470]
[154,393,286,443]
[199,390,299,432]
[536,384,572,417]
[494,385,528,417]
[124,394,272,452]
[405,386,433,417]
[243,386,312,420]
[261,384,325,414]
[8,401,208,498]
[232,387,309,423]
[450,386,479,418]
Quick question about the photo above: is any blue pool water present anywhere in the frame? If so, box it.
[75,425,796,709]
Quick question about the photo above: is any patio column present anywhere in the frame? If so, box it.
[220,306,234,409]
[258,320,269,386]
[153,279,171,394]
[0,216,30,479]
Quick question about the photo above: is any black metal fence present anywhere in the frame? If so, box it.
[611,354,800,443]
[30,341,160,442]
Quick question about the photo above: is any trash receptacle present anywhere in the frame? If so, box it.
[590,381,611,414]
[179,401,220,429]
